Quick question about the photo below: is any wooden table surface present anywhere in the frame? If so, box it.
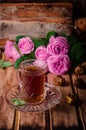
[0,62,86,130]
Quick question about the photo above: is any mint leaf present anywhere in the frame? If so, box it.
[0,60,13,68]
[46,31,58,40]
[11,98,26,106]
[15,35,25,44]
[14,55,29,68]
[3,61,13,67]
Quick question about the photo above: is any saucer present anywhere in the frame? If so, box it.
[5,82,61,112]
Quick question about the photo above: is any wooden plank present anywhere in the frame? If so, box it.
[19,111,45,130]
[0,3,73,22]
[0,67,18,130]
[48,73,79,129]
[72,74,86,130]
[13,110,20,130]
[0,3,73,39]
[0,3,73,21]
[0,20,73,39]
[45,109,53,130]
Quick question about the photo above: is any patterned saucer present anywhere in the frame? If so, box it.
[5,82,61,112]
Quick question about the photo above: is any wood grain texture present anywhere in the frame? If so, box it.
[0,67,17,129]
[72,74,86,130]
[14,110,20,130]
[0,3,73,21]
[20,111,45,130]
[0,3,73,39]
[48,73,79,129]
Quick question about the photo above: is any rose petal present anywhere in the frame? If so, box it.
[18,37,34,54]
[47,55,71,75]
[35,46,49,62]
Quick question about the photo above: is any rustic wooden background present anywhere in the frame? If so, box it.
[0,0,86,18]
[0,3,73,40]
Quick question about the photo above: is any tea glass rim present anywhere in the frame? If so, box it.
[19,59,48,75]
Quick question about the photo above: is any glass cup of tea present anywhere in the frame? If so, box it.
[18,59,48,105]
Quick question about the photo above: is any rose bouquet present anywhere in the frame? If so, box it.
[4,31,86,75]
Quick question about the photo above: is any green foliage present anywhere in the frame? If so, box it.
[60,32,67,37]
[32,38,48,50]
[67,35,77,46]
[69,42,86,66]
[28,51,35,59]
[11,98,26,106]
[14,55,29,68]
[60,32,86,67]
[46,31,58,40]
[60,32,77,47]
[0,60,13,68]
[15,35,25,44]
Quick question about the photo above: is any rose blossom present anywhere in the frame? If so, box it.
[4,40,14,58]
[18,37,34,54]
[11,46,21,61]
[5,40,20,61]
[47,55,71,75]
[47,36,69,55]
[35,46,49,62]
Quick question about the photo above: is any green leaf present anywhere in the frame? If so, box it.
[11,98,26,106]
[60,32,78,47]
[14,55,29,68]
[46,31,58,40]
[67,35,77,46]
[0,60,13,68]
[28,51,35,59]
[3,61,13,67]
[60,32,67,37]
[32,38,48,50]
[69,43,86,66]
[15,35,25,44]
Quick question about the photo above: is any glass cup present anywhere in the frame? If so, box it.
[18,59,47,105]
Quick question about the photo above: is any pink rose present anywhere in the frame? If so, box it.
[4,40,20,60]
[11,46,21,61]
[47,55,71,75]
[18,37,34,54]
[4,40,14,58]
[47,36,69,55]
[5,40,20,61]
[35,46,49,62]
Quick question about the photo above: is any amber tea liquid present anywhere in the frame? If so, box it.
[19,65,46,104]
